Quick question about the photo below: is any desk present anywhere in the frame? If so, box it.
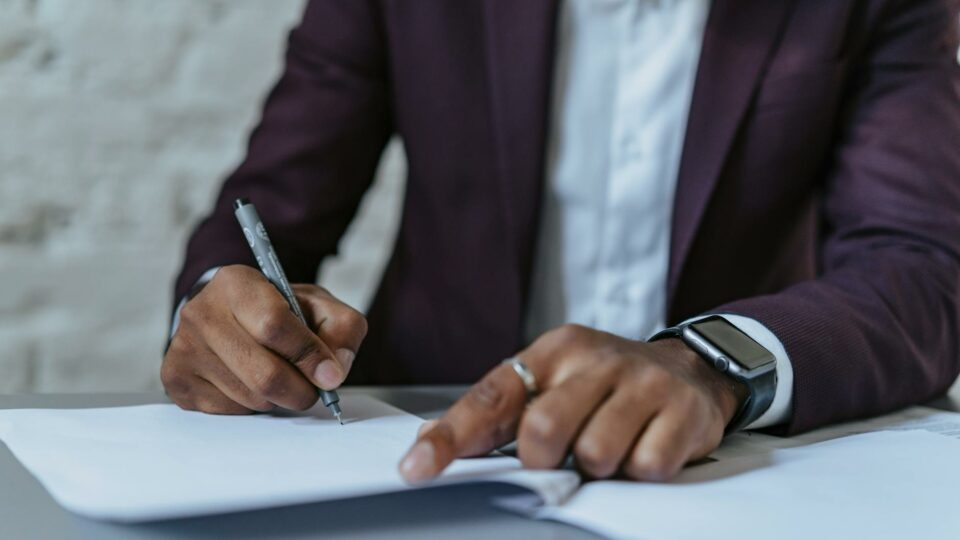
[4,383,960,540]
[0,387,602,540]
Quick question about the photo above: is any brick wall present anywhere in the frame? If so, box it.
[0,0,404,393]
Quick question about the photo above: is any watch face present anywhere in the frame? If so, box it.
[690,318,775,370]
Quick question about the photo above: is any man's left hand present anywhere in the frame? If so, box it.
[399,324,747,482]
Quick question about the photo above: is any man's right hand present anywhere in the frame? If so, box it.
[161,265,367,414]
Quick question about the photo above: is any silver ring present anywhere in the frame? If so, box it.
[502,357,539,398]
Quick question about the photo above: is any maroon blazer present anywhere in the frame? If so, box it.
[175,0,960,434]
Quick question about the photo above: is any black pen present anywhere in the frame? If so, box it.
[234,198,344,424]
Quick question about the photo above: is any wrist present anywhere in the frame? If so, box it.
[651,338,748,426]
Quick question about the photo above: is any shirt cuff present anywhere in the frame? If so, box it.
[679,314,794,430]
[169,267,222,341]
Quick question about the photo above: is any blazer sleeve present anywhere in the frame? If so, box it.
[717,0,960,434]
[173,0,393,305]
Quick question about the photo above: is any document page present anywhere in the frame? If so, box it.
[0,395,578,522]
[789,406,960,443]
[711,405,960,461]
[537,430,960,540]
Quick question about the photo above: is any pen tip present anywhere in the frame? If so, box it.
[328,401,343,425]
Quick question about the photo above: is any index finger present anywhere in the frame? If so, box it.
[398,361,529,483]
[294,285,368,377]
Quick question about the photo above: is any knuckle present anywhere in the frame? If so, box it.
[627,450,673,482]
[253,308,289,346]
[574,437,617,478]
[178,298,203,327]
[345,309,369,339]
[217,264,251,285]
[252,366,288,399]
[466,376,508,412]
[217,264,240,278]
[164,334,193,359]
[326,307,368,343]
[595,349,630,377]
[639,366,674,395]
[161,372,197,411]
[339,306,365,328]
[209,267,235,291]
[675,386,702,411]
[546,323,590,346]
[160,360,190,397]
[521,407,561,443]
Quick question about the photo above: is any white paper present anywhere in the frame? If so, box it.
[789,406,960,443]
[537,430,960,540]
[6,394,957,536]
[711,405,960,461]
[0,395,577,522]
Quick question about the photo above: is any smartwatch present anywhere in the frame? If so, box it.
[650,316,777,433]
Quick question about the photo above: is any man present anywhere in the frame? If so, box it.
[163,0,960,483]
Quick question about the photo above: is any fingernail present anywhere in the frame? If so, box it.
[335,348,355,370]
[399,441,435,483]
[313,359,343,388]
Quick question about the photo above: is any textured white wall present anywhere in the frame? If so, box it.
[0,0,405,393]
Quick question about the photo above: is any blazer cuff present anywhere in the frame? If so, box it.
[678,314,794,430]
[169,267,222,342]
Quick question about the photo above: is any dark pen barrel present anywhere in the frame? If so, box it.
[234,198,343,422]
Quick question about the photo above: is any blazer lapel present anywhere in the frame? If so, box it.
[668,0,798,308]
[484,0,560,320]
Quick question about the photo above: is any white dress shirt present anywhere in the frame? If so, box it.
[524,0,793,428]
